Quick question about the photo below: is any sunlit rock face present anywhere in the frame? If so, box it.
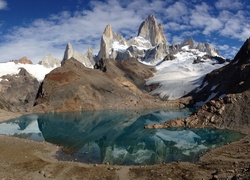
[98,24,114,59]
[138,14,168,47]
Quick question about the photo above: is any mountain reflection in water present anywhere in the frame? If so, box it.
[0,109,244,165]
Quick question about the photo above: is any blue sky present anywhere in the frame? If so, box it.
[0,0,249,63]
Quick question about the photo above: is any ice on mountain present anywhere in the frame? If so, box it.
[146,45,226,100]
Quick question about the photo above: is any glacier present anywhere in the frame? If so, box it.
[145,46,227,100]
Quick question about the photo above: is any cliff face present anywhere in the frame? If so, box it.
[33,58,171,112]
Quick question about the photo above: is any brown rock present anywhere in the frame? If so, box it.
[11,56,33,64]
[34,58,169,112]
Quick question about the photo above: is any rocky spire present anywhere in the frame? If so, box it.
[62,42,74,62]
[62,43,94,68]
[180,38,195,49]
[137,14,167,47]
[98,24,114,59]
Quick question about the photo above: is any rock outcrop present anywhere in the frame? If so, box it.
[10,56,33,64]
[33,58,173,112]
[39,54,60,68]
[62,43,95,68]
[0,68,39,112]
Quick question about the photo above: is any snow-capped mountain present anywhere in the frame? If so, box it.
[96,14,168,64]
[0,14,228,109]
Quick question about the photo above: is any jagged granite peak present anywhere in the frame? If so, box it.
[137,14,168,47]
[180,38,195,49]
[39,54,60,68]
[98,24,114,59]
[196,42,220,57]
[103,24,113,39]
[62,42,94,68]
[62,42,74,62]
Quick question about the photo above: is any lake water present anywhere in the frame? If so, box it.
[0,109,244,165]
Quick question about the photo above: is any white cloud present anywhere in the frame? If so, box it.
[172,36,184,44]
[165,2,189,22]
[218,44,229,51]
[0,0,249,63]
[190,2,223,35]
[219,10,250,41]
[0,0,7,10]
[215,0,243,10]
[164,22,190,31]
[0,0,148,62]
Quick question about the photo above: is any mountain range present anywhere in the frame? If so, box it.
[0,14,248,115]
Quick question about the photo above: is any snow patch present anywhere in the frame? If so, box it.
[211,84,219,91]
[0,62,57,82]
[112,41,128,51]
[146,49,227,100]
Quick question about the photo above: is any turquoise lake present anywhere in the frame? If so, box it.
[0,108,244,165]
